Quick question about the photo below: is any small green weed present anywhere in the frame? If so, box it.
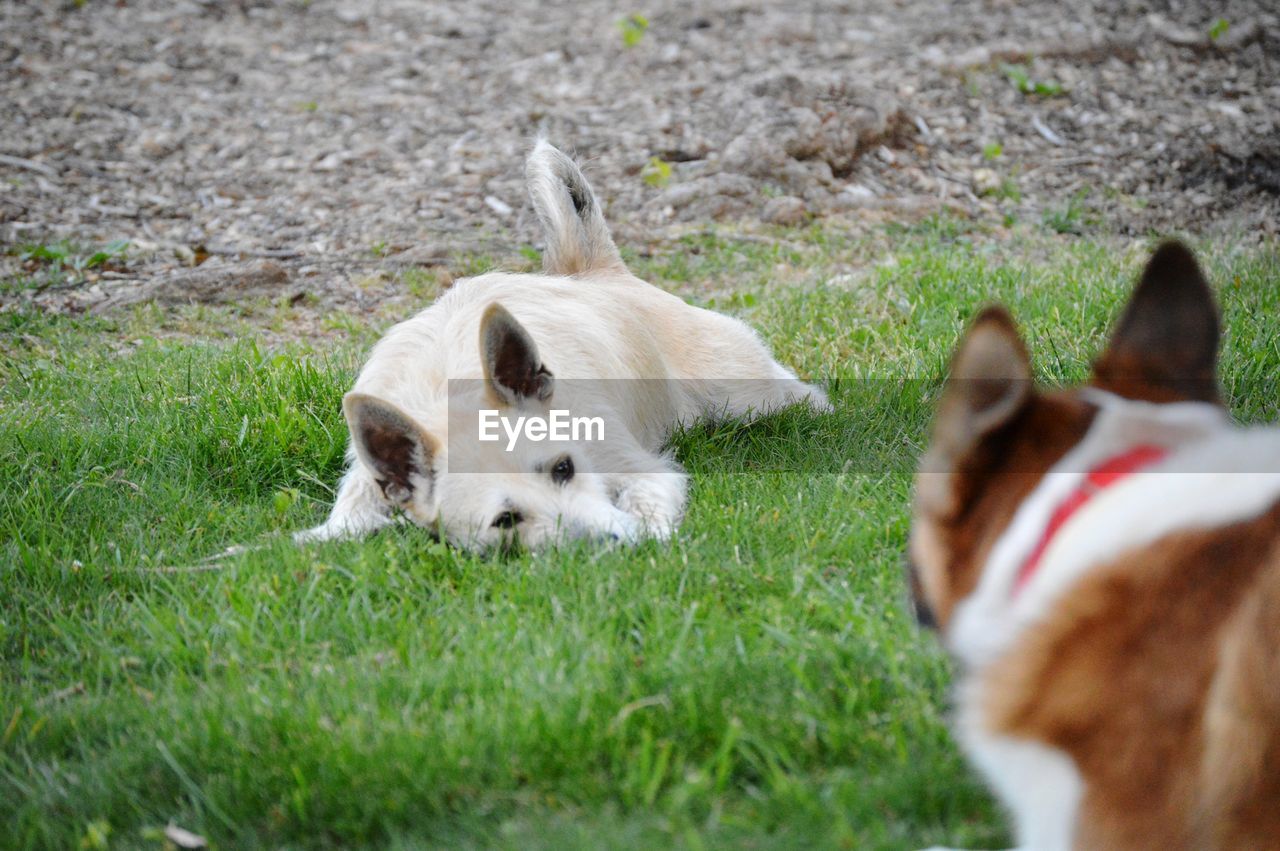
[617,13,649,48]
[999,63,1064,97]
[396,268,441,300]
[1042,191,1092,234]
[641,156,673,188]
[11,239,129,290]
[994,177,1021,202]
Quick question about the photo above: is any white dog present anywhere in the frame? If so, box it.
[298,141,827,551]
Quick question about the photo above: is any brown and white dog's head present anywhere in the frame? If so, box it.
[907,242,1223,641]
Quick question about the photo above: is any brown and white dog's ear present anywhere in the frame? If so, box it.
[480,303,554,405]
[343,393,440,507]
[916,306,1032,525]
[932,306,1034,462]
[1091,241,1220,404]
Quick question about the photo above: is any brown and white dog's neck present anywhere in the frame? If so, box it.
[911,386,1099,630]
[956,417,1280,850]
[947,390,1236,669]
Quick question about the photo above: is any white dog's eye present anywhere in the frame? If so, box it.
[491,510,522,529]
[551,455,574,485]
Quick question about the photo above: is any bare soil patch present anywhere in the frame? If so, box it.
[2,0,1277,320]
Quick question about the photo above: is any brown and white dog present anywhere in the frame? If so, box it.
[908,242,1280,850]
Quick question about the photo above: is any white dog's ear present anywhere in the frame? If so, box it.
[343,393,440,506]
[480,302,554,405]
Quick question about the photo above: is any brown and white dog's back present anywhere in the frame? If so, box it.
[908,243,1280,849]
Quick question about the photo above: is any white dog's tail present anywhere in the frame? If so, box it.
[526,140,625,276]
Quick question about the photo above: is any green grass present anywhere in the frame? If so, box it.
[2,222,1277,849]
[4,240,130,294]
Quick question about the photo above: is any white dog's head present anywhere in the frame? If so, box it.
[339,142,648,550]
[343,303,639,551]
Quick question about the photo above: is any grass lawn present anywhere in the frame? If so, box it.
[2,220,1277,849]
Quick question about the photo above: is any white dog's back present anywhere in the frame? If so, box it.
[298,141,826,551]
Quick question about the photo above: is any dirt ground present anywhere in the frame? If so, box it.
[1,0,1277,319]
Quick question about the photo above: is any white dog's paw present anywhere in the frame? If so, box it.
[635,512,679,541]
[597,509,643,544]
[613,473,686,541]
[625,505,682,543]
[293,512,393,544]
[293,525,331,544]
[592,506,676,545]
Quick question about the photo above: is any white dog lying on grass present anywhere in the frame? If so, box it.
[298,141,827,551]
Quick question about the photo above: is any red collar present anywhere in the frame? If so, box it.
[1012,444,1169,595]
